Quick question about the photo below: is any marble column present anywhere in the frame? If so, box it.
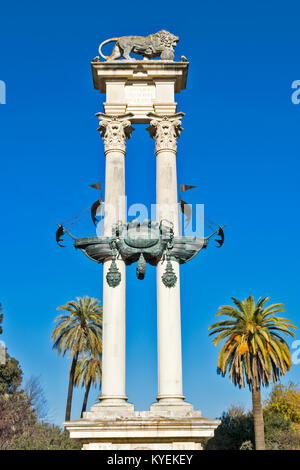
[97,113,133,407]
[147,113,188,409]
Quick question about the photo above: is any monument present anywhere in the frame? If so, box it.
[64,30,220,450]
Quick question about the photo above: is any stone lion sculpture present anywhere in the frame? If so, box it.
[98,30,179,61]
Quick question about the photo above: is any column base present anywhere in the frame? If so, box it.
[83,397,135,419]
[150,398,199,417]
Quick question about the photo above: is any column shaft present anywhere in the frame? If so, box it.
[97,114,133,405]
[148,113,185,404]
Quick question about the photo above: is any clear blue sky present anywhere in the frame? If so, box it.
[0,0,299,425]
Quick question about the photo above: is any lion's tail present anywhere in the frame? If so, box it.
[98,37,119,60]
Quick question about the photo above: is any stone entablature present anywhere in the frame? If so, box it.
[91,61,189,123]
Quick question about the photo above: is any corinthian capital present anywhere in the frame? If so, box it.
[96,113,134,154]
[146,112,185,154]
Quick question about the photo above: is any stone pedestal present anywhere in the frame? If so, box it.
[65,409,219,450]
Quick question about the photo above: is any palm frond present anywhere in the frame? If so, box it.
[208,295,296,391]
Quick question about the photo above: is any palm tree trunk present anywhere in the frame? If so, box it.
[65,352,78,421]
[252,385,265,450]
[81,379,92,418]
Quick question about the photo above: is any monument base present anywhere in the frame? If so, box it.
[64,403,219,450]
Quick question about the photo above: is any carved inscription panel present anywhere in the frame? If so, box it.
[125,84,155,105]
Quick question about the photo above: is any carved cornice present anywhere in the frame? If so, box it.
[146,112,185,154]
[96,113,134,154]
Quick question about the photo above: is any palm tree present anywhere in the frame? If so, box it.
[74,348,102,418]
[51,296,102,421]
[208,295,297,450]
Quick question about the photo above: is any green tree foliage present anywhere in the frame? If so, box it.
[0,348,80,450]
[205,390,300,450]
[7,422,82,450]
[205,406,300,450]
[205,406,254,450]
[264,382,300,425]
[239,440,254,450]
[263,409,300,450]
[208,296,297,449]
[0,334,37,449]
[74,348,102,418]
[51,296,103,421]
[0,391,36,449]
[0,352,23,394]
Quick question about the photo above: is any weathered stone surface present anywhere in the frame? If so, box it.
[98,30,179,62]
[65,408,220,451]
[97,113,134,154]
[147,112,184,154]
[91,61,189,122]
